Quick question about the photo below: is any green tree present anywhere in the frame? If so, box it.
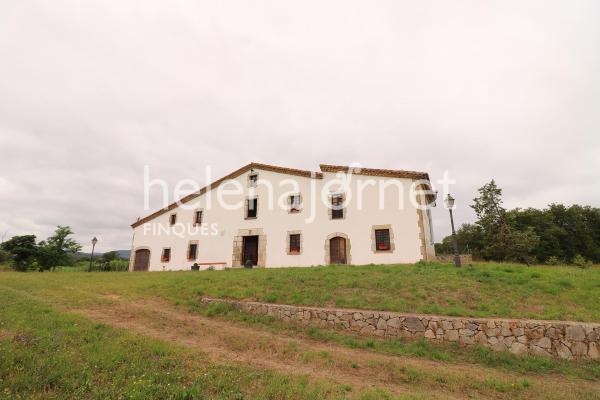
[0,248,10,264]
[37,226,82,271]
[0,235,38,271]
[101,251,120,262]
[471,180,539,263]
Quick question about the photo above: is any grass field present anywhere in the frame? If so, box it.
[2,261,599,321]
[1,262,599,399]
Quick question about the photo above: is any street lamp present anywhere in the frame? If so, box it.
[445,194,461,267]
[89,237,98,272]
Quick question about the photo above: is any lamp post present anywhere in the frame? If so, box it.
[445,194,461,267]
[89,237,98,272]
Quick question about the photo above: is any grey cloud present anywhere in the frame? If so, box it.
[0,0,599,252]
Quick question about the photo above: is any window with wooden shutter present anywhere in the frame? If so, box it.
[169,213,177,226]
[161,248,171,262]
[289,234,301,254]
[331,194,344,219]
[188,243,198,260]
[375,229,391,251]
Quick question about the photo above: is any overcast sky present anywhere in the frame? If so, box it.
[1,1,599,253]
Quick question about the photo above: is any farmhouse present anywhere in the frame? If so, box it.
[129,163,436,271]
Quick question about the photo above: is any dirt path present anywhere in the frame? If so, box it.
[66,296,599,400]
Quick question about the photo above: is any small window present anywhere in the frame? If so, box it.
[289,234,301,254]
[194,210,203,225]
[289,194,301,213]
[188,243,198,261]
[161,248,171,262]
[248,174,258,188]
[169,213,177,226]
[375,229,391,251]
[331,194,344,219]
[246,198,258,219]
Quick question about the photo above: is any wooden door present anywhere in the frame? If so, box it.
[329,237,347,264]
[133,249,150,271]
[242,236,259,266]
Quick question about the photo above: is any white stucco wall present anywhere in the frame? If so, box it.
[130,167,434,271]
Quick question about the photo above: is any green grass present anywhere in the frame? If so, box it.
[1,263,600,399]
[0,288,387,399]
[2,261,599,321]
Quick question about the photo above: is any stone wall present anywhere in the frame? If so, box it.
[200,297,600,361]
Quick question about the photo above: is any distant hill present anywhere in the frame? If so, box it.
[115,250,131,259]
[74,250,130,260]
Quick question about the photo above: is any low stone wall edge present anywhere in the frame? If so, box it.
[200,297,600,361]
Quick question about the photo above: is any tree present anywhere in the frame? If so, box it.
[437,182,600,264]
[471,180,539,263]
[37,226,81,271]
[436,223,486,256]
[0,248,10,264]
[101,251,120,262]
[0,235,38,271]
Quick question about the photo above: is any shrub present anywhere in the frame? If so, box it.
[0,248,11,263]
[573,254,592,269]
[545,256,560,265]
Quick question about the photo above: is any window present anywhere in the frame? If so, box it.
[169,213,177,226]
[331,194,344,219]
[289,194,301,213]
[161,248,171,262]
[248,174,258,188]
[188,243,198,261]
[194,210,203,225]
[289,234,301,254]
[246,198,258,219]
[375,229,391,251]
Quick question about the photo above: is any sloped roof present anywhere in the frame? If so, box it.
[319,164,429,180]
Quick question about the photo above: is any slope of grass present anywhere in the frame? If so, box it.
[0,288,380,399]
[1,262,599,321]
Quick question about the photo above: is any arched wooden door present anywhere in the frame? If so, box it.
[133,249,150,271]
[329,237,347,264]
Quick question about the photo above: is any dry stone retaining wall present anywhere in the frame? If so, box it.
[200,297,600,361]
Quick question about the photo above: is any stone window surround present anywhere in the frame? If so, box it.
[231,228,267,268]
[287,193,303,213]
[187,240,199,261]
[324,232,351,264]
[161,247,171,262]
[328,193,346,220]
[129,246,151,271]
[371,224,395,253]
[286,230,303,255]
[245,196,258,219]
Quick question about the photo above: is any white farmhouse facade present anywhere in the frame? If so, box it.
[129,163,436,271]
